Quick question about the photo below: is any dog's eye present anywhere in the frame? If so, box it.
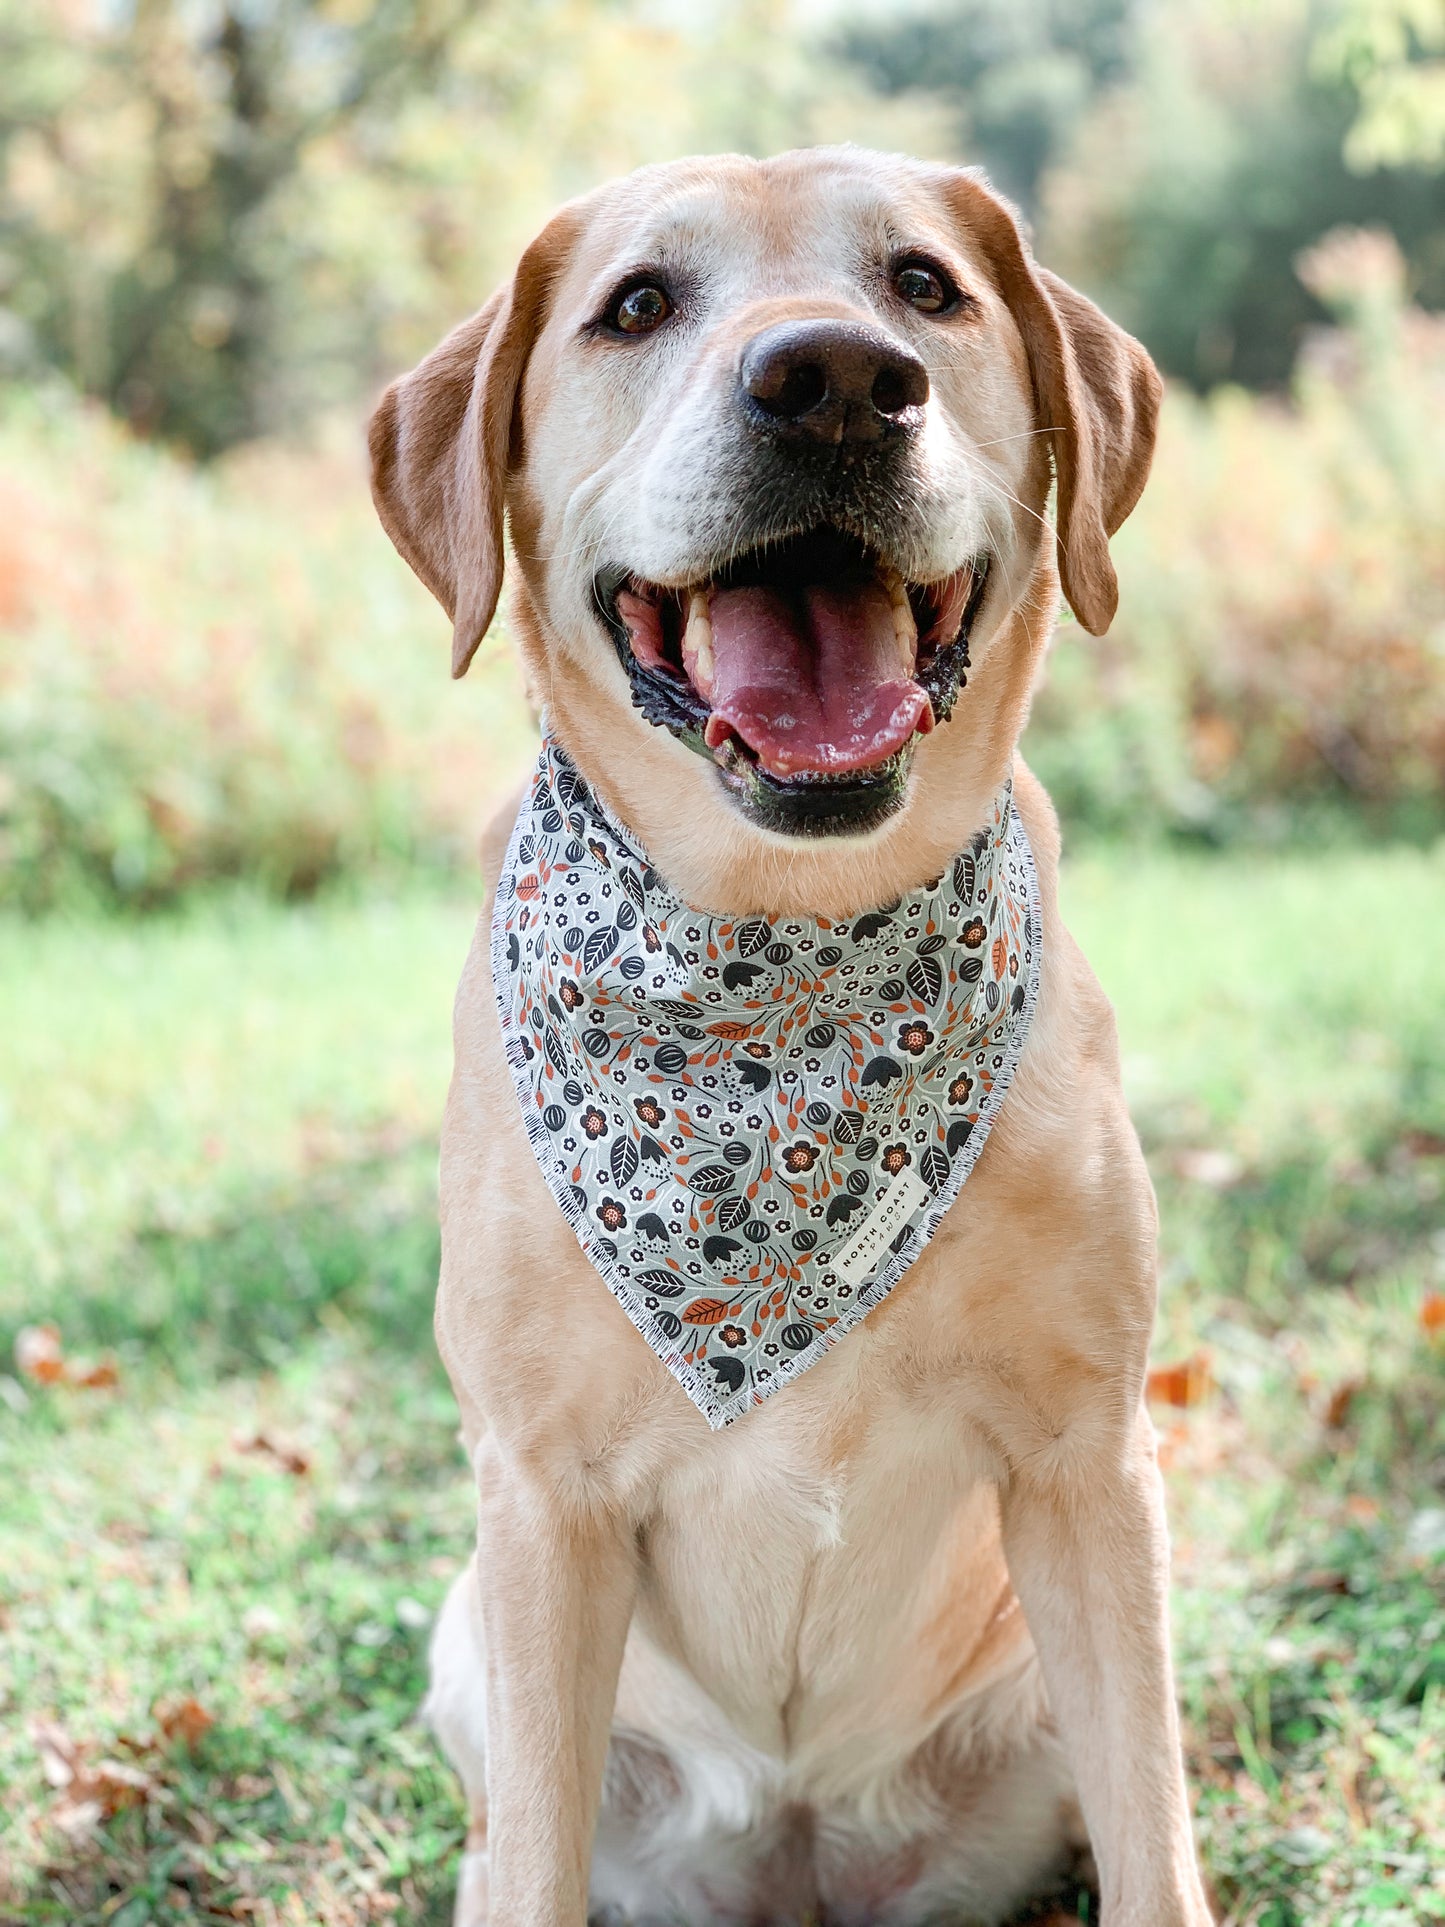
[610,283,673,335]
[893,260,957,316]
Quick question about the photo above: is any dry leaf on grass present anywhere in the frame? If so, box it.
[154,1694,215,1749]
[1323,1378,1363,1429]
[231,1428,311,1476]
[1146,1352,1214,1409]
[31,1718,157,1840]
[1420,1293,1445,1335]
[14,1324,119,1390]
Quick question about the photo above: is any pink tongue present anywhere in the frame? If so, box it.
[703,579,931,779]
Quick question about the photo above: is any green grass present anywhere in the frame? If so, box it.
[1,846,1442,1924]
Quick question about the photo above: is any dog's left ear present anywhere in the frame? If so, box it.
[369,206,581,678]
[941,172,1162,635]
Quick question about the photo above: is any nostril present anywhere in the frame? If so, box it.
[753,360,827,421]
[872,361,927,417]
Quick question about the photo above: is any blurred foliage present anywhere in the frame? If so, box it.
[1023,230,1445,842]
[0,233,1439,912]
[0,0,939,455]
[841,0,1445,391]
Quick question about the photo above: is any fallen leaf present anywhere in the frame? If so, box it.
[15,1324,65,1384]
[1400,1128,1445,1160]
[1146,1352,1213,1409]
[231,1428,311,1476]
[1323,1378,1362,1429]
[71,1357,120,1389]
[154,1694,215,1749]
[1421,1293,1445,1335]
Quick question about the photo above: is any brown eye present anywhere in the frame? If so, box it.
[894,261,955,315]
[612,283,672,334]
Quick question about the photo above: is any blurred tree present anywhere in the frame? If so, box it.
[834,0,1135,213]
[837,0,1445,391]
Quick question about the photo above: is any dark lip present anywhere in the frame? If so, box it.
[592,529,990,839]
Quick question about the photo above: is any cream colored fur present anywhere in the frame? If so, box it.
[371,149,1213,1927]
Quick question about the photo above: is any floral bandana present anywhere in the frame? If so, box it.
[492,736,1042,1429]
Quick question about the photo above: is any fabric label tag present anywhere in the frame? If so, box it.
[834,1168,930,1283]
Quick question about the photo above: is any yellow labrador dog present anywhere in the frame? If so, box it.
[370,148,1213,1927]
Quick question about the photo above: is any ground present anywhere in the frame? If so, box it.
[1,845,1442,1926]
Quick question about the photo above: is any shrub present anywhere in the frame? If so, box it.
[0,391,530,910]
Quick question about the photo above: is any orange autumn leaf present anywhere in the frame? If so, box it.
[992,936,1008,978]
[514,874,541,901]
[1146,1351,1213,1409]
[681,1297,730,1326]
[1421,1293,1445,1335]
[707,1021,755,1040]
[15,1324,65,1383]
[154,1695,215,1750]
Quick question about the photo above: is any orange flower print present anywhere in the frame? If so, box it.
[581,1106,608,1139]
[880,1143,911,1176]
[717,1324,747,1349]
[587,838,610,868]
[642,924,662,953]
[781,1141,817,1174]
[961,916,986,948]
[742,1040,772,1060]
[633,1094,666,1128]
[948,1072,974,1106]
[897,1020,934,1057]
[558,976,583,1011]
[596,1197,627,1232]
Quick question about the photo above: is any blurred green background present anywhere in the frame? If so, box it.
[0,3,1442,1924]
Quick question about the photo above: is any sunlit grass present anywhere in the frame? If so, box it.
[1,845,1441,1923]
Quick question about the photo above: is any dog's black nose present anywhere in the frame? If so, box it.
[738,320,929,446]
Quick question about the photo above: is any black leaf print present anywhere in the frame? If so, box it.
[825,1194,864,1228]
[946,1118,974,1155]
[710,1356,745,1393]
[735,919,773,957]
[517,834,536,864]
[636,1213,668,1242]
[722,960,764,991]
[953,853,976,901]
[860,1056,902,1088]
[780,1323,815,1352]
[722,1141,752,1167]
[906,954,943,1004]
[653,999,703,1022]
[1012,984,1027,1012]
[544,1029,568,1076]
[805,1024,837,1049]
[610,1138,639,1186]
[702,1234,743,1264]
[615,899,639,932]
[568,1184,588,1213]
[621,867,645,907]
[832,1110,863,1144]
[920,1145,950,1193]
[689,1164,736,1196]
[638,1134,667,1164]
[554,763,580,808]
[718,1196,750,1232]
[959,956,983,983]
[851,913,890,941]
[507,933,520,968]
[917,933,946,957]
[653,1310,682,1340]
[635,1268,686,1296]
[593,1236,617,1261]
[583,926,618,973]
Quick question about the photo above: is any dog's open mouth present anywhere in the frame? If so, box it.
[595,528,988,837]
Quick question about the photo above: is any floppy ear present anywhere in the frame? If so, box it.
[368,209,580,677]
[941,173,1162,635]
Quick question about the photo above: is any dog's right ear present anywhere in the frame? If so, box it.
[368,209,579,678]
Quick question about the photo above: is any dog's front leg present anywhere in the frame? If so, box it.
[474,1435,639,1927]
[999,1403,1213,1927]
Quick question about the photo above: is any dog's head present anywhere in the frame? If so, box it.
[371,148,1158,855]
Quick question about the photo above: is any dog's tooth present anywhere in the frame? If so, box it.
[885,571,917,669]
[683,590,715,695]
